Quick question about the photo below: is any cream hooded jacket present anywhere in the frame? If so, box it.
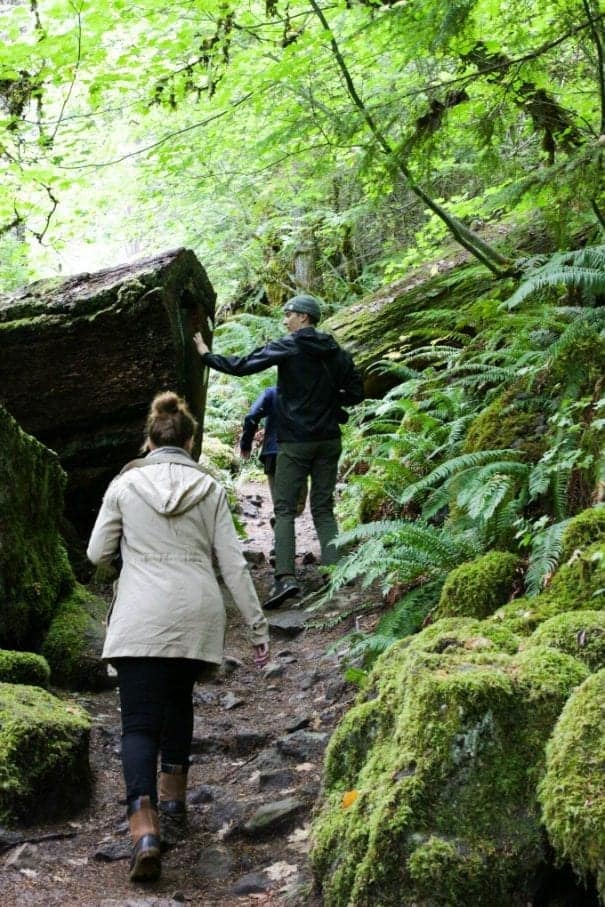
[87,448,269,663]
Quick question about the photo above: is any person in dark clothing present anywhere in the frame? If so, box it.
[240,385,307,523]
[194,294,364,609]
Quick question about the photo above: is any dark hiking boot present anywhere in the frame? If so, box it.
[127,795,161,882]
[263,575,301,610]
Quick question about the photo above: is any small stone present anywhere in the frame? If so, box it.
[300,670,321,691]
[230,871,271,895]
[276,730,329,761]
[93,840,131,862]
[258,768,296,791]
[263,661,285,679]
[194,845,235,881]
[242,797,304,835]
[285,715,312,733]
[324,679,347,703]
[4,843,39,870]
[243,549,266,565]
[222,692,245,710]
[301,551,317,564]
[267,610,308,638]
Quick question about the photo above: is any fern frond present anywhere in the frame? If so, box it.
[525,518,572,596]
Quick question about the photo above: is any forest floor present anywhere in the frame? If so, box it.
[0,478,380,907]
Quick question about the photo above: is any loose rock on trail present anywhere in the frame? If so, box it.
[0,478,372,906]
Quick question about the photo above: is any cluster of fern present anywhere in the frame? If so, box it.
[333,244,605,666]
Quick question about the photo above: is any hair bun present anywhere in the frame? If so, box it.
[151,391,181,416]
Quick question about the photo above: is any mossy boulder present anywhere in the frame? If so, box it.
[311,627,588,907]
[539,669,605,901]
[560,506,605,562]
[463,386,547,462]
[523,610,605,672]
[492,541,605,635]
[435,551,521,621]
[0,682,91,825]
[200,435,238,471]
[0,650,50,687]
[0,405,75,649]
[42,585,113,691]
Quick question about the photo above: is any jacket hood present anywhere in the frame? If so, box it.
[292,327,340,357]
[126,460,214,516]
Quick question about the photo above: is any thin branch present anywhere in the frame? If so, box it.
[591,197,605,231]
[0,212,23,238]
[29,184,58,243]
[49,1,83,144]
[56,91,257,170]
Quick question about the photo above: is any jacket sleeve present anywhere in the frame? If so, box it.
[339,352,365,406]
[211,488,269,646]
[201,338,293,377]
[86,481,123,566]
[240,390,269,453]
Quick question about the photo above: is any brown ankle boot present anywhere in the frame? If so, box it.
[158,763,188,845]
[127,795,161,882]
[159,763,188,818]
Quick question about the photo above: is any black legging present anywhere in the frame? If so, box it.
[114,657,202,806]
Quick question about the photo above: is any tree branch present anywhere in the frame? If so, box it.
[49,1,83,144]
[308,0,511,275]
[582,0,605,135]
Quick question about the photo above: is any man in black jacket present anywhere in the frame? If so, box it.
[193,294,364,609]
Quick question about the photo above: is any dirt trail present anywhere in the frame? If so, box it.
[0,479,372,907]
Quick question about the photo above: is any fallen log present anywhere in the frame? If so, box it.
[0,247,215,538]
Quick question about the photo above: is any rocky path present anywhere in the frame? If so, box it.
[0,480,374,907]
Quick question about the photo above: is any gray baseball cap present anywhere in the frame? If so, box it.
[283,294,321,322]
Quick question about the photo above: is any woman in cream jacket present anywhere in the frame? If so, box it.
[87,391,269,883]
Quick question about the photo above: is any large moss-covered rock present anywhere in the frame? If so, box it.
[523,610,605,672]
[434,551,521,621]
[311,622,587,907]
[42,584,112,691]
[463,386,547,461]
[539,669,605,901]
[0,650,50,687]
[0,682,91,825]
[0,405,74,649]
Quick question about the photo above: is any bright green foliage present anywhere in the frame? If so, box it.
[312,627,588,906]
[560,506,605,562]
[0,650,50,688]
[524,611,605,672]
[539,670,605,900]
[0,405,75,649]
[41,584,110,691]
[435,550,521,620]
[0,682,91,826]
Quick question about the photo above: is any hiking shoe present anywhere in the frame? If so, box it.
[264,575,301,610]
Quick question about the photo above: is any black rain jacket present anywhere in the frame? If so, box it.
[201,328,364,442]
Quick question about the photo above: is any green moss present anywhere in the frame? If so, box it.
[435,551,521,621]
[0,682,91,825]
[539,669,605,901]
[200,435,237,471]
[0,650,50,687]
[524,610,605,672]
[42,584,109,690]
[312,634,587,907]
[560,506,605,562]
[492,541,605,635]
[463,388,546,461]
[0,406,75,649]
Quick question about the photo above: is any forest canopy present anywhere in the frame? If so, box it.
[0,0,603,295]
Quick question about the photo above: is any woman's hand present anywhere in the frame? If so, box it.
[254,642,270,668]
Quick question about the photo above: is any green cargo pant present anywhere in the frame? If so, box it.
[273,438,341,577]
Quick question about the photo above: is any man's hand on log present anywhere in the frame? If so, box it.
[193,332,209,356]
